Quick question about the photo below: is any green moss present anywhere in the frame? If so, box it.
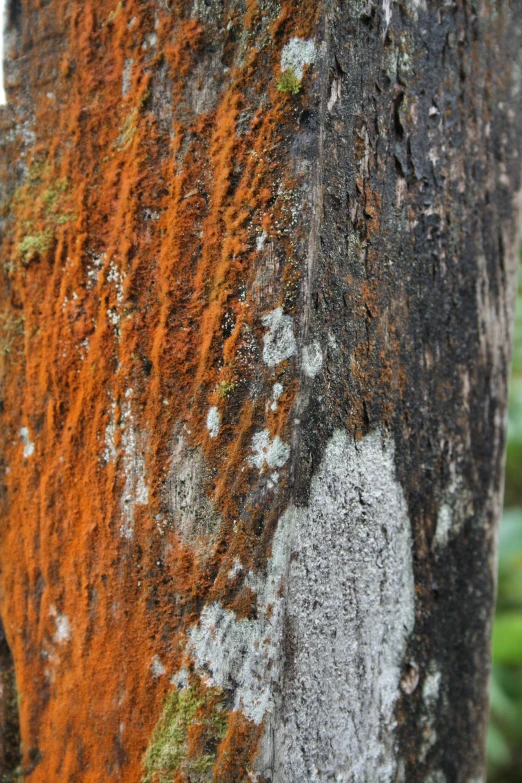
[1,767,22,783]
[218,380,236,399]
[18,229,54,262]
[277,68,301,95]
[12,171,75,264]
[142,680,228,783]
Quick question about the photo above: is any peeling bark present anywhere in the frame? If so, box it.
[0,0,521,781]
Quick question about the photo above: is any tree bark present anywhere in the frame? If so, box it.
[0,0,521,781]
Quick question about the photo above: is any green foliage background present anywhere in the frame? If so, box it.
[488,262,522,782]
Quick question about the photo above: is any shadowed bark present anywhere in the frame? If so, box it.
[0,0,521,781]
[0,622,20,782]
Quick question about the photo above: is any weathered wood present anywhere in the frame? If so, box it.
[0,0,521,781]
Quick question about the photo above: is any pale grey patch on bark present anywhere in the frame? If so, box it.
[424,772,446,783]
[382,0,392,29]
[19,426,34,458]
[249,430,290,471]
[256,231,267,251]
[185,49,223,116]
[419,663,442,762]
[188,507,295,724]
[280,38,316,81]
[120,391,149,539]
[163,429,220,543]
[0,0,6,105]
[206,405,220,438]
[264,429,415,783]
[188,428,415,782]
[302,340,323,378]
[122,58,133,97]
[262,307,297,366]
[433,474,472,550]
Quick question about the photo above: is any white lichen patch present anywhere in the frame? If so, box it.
[150,655,166,679]
[122,57,133,97]
[19,427,34,458]
[256,231,267,251]
[49,606,71,644]
[261,307,296,367]
[424,773,446,783]
[171,666,189,690]
[189,429,415,782]
[264,429,415,782]
[120,391,149,539]
[272,382,283,400]
[249,430,290,472]
[189,506,295,724]
[419,663,442,762]
[267,471,279,489]
[107,259,125,307]
[227,558,244,581]
[206,406,220,439]
[423,667,441,704]
[383,0,392,29]
[433,475,472,549]
[280,37,316,81]
[270,382,284,411]
[302,340,323,378]
[103,399,118,464]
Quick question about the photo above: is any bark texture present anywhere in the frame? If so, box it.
[0,0,521,781]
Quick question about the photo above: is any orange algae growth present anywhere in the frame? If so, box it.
[213,712,263,783]
[0,0,322,780]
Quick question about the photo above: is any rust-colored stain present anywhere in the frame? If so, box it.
[0,0,321,779]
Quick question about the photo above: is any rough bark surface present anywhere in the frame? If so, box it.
[0,0,521,781]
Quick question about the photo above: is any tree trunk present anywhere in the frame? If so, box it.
[0,0,521,781]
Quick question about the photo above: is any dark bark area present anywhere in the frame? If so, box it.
[0,623,20,782]
[298,1,522,778]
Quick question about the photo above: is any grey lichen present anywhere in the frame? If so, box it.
[188,429,415,782]
[280,37,316,81]
[261,307,296,367]
[163,430,221,543]
[249,430,290,472]
[302,341,323,378]
[261,429,416,782]
[206,406,220,439]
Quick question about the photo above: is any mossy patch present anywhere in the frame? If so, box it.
[276,67,302,94]
[142,678,228,783]
[17,229,55,263]
[0,311,24,357]
[11,167,75,264]
[218,380,236,399]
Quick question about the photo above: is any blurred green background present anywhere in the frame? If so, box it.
[488,261,522,782]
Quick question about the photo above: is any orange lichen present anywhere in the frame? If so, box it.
[213,712,263,783]
[0,0,323,779]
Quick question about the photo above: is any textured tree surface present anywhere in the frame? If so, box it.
[0,0,521,781]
